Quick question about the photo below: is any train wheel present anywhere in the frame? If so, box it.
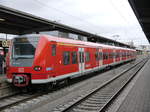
[66,78,71,85]
[18,86,32,93]
[41,83,54,92]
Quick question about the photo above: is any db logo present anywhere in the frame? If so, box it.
[18,68,24,72]
[2,40,9,47]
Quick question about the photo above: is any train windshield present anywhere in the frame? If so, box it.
[12,37,38,59]
[13,43,36,59]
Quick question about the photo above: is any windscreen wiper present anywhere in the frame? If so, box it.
[14,57,33,60]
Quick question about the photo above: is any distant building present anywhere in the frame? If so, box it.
[136,45,150,55]
[40,30,88,41]
[137,45,150,51]
[125,41,134,48]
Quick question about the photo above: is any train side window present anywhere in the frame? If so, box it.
[109,53,112,59]
[117,52,119,58]
[82,52,84,63]
[99,52,103,60]
[119,52,121,58]
[106,53,108,60]
[109,53,111,59]
[123,52,125,57]
[113,52,115,58]
[52,45,56,56]
[79,52,82,63]
[72,52,77,64]
[85,52,90,62]
[103,53,105,60]
[107,53,109,59]
[63,51,70,65]
[116,53,118,58]
[95,52,99,61]
[108,53,110,59]
[111,52,114,59]
[103,52,108,60]
[79,52,84,63]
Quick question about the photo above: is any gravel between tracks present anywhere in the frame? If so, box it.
[106,56,150,112]
[3,56,146,112]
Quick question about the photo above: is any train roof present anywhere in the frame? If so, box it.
[44,35,135,51]
[14,34,135,51]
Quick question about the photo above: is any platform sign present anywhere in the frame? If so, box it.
[2,40,10,47]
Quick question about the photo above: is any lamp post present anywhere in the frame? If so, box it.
[112,35,119,41]
[112,35,120,46]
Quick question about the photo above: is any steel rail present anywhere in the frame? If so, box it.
[0,57,147,111]
[58,58,148,112]
[0,92,42,111]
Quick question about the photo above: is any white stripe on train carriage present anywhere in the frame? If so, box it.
[32,58,133,84]
[7,58,134,84]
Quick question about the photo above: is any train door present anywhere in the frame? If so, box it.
[113,49,116,63]
[99,48,103,66]
[95,48,99,67]
[49,42,58,77]
[78,48,85,74]
[120,50,122,61]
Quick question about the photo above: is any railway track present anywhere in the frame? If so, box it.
[52,58,148,112]
[0,84,19,100]
[0,92,42,111]
[0,57,147,112]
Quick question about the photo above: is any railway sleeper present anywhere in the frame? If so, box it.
[76,105,100,111]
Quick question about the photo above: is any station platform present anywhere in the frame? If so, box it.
[0,74,6,86]
[0,74,18,98]
[0,74,11,89]
[116,58,150,112]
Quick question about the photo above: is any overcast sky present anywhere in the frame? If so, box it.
[0,0,149,45]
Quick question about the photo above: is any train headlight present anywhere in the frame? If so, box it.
[34,66,42,71]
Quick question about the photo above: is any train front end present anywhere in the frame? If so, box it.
[6,35,40,87]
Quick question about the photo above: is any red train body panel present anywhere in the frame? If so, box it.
[6,34,136,87]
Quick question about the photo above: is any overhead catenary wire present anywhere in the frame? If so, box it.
[0,0,146,45]
[109,0,146,45]
[33,0,107,34]
[108,0,130,42]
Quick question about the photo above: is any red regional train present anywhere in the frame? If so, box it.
[6,34,136,87]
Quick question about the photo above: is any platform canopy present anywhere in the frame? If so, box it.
[0,5,132,48]
[129,0,150,43]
